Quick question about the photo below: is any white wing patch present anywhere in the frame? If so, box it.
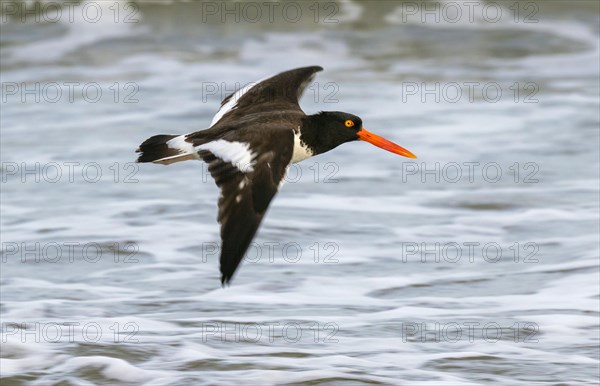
[167,135,196,154]
[210,75,270,127]
[152,134,200,164]
[196,140,256,173]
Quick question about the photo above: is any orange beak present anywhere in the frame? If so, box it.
[357,128,417,159]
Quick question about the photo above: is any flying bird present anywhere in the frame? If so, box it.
[136,66,416,285]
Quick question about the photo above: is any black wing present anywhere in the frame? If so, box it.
[199,130,294,285]
[210,66,323,127]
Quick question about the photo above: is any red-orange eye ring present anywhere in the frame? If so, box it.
[345,120,354,127]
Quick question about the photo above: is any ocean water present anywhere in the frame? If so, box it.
[1,1,599,385]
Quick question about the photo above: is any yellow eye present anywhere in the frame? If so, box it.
[345,120,354,127]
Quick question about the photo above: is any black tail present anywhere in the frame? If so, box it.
[136,135,178,163]
[136,134,200,165]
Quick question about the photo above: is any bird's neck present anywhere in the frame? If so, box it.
[300,113,335,156]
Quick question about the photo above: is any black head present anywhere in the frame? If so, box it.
[302,111,363,154]
[303,111,417,158]
[315,111,363,131]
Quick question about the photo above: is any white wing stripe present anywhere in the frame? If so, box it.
[196,140,256,173]
[210,75,271,127]
[166,135,196,154]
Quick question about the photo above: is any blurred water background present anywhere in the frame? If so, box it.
[1,0,599,385]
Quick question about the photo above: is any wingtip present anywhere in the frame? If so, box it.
[300,65,323,72]
[221,275,231,287]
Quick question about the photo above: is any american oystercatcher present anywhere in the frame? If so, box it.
[136,66,416,285]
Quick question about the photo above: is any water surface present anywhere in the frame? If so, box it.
[1,1,599,385]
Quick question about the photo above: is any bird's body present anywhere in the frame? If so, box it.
[136,66,415,284]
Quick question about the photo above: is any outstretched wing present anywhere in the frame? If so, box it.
[198,129,294,284]
[210,66,323,127]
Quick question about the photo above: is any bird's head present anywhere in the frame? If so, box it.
[307,111,416,159]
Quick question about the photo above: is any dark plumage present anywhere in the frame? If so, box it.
[136,66,416,285]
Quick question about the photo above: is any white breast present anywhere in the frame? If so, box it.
[290,130,313,163]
